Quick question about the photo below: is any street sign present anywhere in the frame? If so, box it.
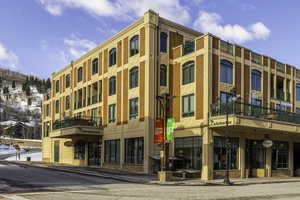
[263,140,273,148]
[166,118,175,141]
[155,118,164,144]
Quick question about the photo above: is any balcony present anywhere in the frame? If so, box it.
[182,41,195,56]
[220,40,233,55]
[210,102,300,125]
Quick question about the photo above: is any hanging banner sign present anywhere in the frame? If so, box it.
[166,118,175,141]
[154,118,164,144]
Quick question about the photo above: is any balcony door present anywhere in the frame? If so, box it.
[88,142,100,166]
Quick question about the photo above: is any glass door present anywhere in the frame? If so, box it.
[54,141,60,163]
[88,142,100,166]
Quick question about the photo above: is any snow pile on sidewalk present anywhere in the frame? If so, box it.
[5,152,42,162]
[0,144,17,155]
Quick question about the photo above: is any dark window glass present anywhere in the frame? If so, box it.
[65,95,70,110]
[182,94,194,117]
[130,35,139,56]
[74,142,85,160]
[109,48,116,66]
[66,74,71,88]
[77,67,83,82]
[104,139,120,163]
[160,64,167,86]
[55,80,60,93]
[160,32,168,52]
[296,84,300,101]
[129,98,138,119]
[125,137,144,164]
[214,136,239,170]
[108,104,116,123]
[251,69,262,91]
[272,141,289,169]
[129,67,139,89]
[109,76,116,96]
[220,60,233,84]
[174,136,202,170]
[276,104,286,111]
[182,61,194,85]
[245,140,266,169]
[55,100,59,113]
[92,58,98,75]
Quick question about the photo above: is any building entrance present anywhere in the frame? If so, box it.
[245,140,266,177]
[88,142,100,166]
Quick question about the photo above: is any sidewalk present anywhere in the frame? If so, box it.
[7,161,300,186]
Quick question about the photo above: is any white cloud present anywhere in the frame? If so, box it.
[193,11,271,44]
[0,42,18,69]
[38,0,191,24]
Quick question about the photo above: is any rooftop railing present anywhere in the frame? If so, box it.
[220,40,233,55]
[52,116,102,130]
[210,101,300,125]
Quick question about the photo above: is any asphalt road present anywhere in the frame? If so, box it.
[2,161,300,200]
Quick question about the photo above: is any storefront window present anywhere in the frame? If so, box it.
[272,141,289,169]
[74,141,85,160]
[174,136,202,170]
[245,140,265,169]
[214,136,239,170]
[104,139,120,163]
[125,137,144,164]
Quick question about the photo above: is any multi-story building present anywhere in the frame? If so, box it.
[42,10,300,180]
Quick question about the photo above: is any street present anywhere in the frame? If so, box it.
[1,161,300,200]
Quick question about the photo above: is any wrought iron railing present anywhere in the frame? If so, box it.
[52,116,102,130]
[210,101,300,125]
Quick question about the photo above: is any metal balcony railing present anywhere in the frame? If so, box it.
[276,90,285,101]
[52,116,102,130]
[210,101,300,125]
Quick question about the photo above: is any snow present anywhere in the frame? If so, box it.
[5,152,42,161]
[0,136,42,142]
[0,144,18,155]
[0,120,17,126]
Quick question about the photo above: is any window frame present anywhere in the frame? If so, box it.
[109,76,116,96]
[160,32,168,53]
[160,64,167,86]
[182,94,195,117]
[55,80,60,93]
[65,95,70,110]
[129,97,139,119]
[182,61,195,85]
[124,137,144,164]
[65,74,71,88]
[129,67,139,89]
[130,35,139,57]
[220,60,233,84]
[74,142,85,160]
[251,69,262,91]
[109,48,116,67]
[108,104,116,123]
[104,139,120,164]
[55,100,60,114]
[92,58,99,75]
[77,67,83,82]
[296,84,300,101]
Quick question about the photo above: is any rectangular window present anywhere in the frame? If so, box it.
[129,98,138,119]
[182,62,194,85]
[46,104,50,116]
[74,142,85,160]
[276,104,286,111]
[214,136,239,170]
[174,136,202,170]
[125,137,144,164]
[108,104,116,123]
[296,84,300,101]
[182,94,194,117]
[104,139,120,164]
[160,32,168,53]
[55,100,59,113]
[272,141,289,169]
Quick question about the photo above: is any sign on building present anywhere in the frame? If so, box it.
[154,118,164,144]
[166,118,175,141]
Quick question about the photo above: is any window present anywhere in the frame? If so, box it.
[296,108,300,114]
[182,61,194,85]
[92,58,98,75]
[220,60,233,84]
[160,32,168,52]
[296,84,300,101]
[105,139,120,163]
[251,69,262,91]
[251,98,262,106]
[130,35,139,56]
[109,76,116,96]
[77,67,83,82]
[182,94,194,117]
[125,137,144,164]
[55,80,60,93]
[108,104,116,123]
[109,48,116,66]
[272,141,289,169]
[65,95,70,110]
[46,104,50,116]
[129,67,139,89]
[160,64,167,86]
[214,136,239,170]
[55,100,59,113]
[66,74,71,88]
[276,104,286,111]
[129,98,138,119]
[74,141,85,160]
[245,140,265,169]
[174,136,202,170]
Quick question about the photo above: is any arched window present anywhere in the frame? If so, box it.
[220,60,233,84]
[92,58,98,75]
[129,67,139,89]
[55,100,60,113]
[66,74,71,88]
[55,80,60,93]
[296,84,300,101]
[109,48,116,66]
[65,95,70,110]
[182,61,194,85]
[77,67,83,82]
[130,35,139,56]
[109,76,116,96]
[251,69,261,91]
[160,32,168,52]
[160,64,167,86]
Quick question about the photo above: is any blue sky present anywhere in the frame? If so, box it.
[0,0,299,78]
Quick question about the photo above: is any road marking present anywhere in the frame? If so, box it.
[0,195,30,200]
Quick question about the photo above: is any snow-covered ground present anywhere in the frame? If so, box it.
[0,144,18,155]
[5,152,42,162]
